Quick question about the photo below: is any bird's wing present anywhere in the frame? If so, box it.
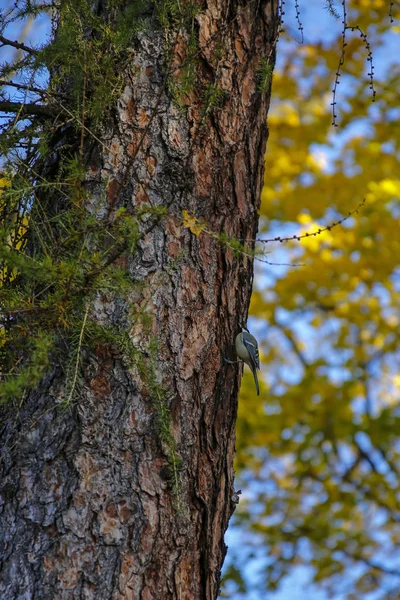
[243,335,260,370]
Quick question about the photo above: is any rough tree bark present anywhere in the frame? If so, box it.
[0,0,279,598]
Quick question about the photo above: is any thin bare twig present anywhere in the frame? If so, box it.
[0,78,66,98]
[0,35,38,55]
[0,100,57,118]
[256,200,365,245]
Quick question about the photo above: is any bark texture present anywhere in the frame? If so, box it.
[0,0,279,598]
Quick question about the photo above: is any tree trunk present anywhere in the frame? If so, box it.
[0,1,279,598]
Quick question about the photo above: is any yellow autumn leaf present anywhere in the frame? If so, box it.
[182,210,206,237]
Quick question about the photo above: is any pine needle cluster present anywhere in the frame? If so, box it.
[0,0,165,403]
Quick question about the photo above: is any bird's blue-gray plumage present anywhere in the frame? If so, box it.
[235,327,260,395]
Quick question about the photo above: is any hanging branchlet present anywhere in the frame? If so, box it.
[256,199,365,245]
[350,25,376,100]
[389,0,394,23]
[181,200,365,266]
[331,0,376,127]
[280,0,286,23]
[294,0,304,44]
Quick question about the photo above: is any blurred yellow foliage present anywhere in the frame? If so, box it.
[229,2,400,598]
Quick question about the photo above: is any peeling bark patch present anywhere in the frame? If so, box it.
[181,265,201,304]
[146,154,157,176]
[138,459,162,496]
[165,216,181,236]
[234,38,246,62]
[89,370,111,397]
[129,409,138,429]
[141,586,155,600]
[172,33,187,66]
[197,11,218,60]
[167,119,187,154]
[118,502,133,524]
[181,319,208,380]
[199,232,213,267]
[168,241,180,259]
[107,178,120,208]
[111,143,120,168]
[138,108,150,129]
[59,567,80,589]
[135,185,149,205]
[63,491,91,537]
[176,551,201,599]
[119,551,142,596]
[140,496,159,555]
[234,151,248,215]
[98,503,125,544]
[241,68,256,108]
[165,215,182,256]
[128,140,136,156]
[126,97,135,122]
[192,149,212,197]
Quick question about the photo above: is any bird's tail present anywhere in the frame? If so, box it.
[251,365,259,396]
